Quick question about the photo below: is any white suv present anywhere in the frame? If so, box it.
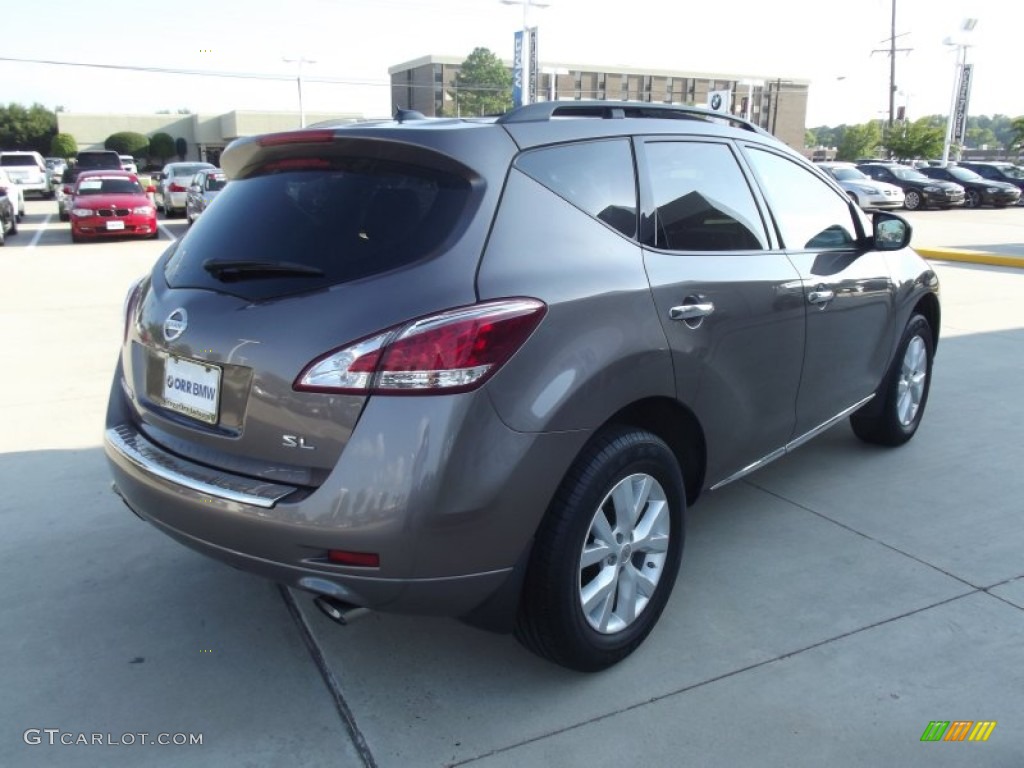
[0,151,52,198]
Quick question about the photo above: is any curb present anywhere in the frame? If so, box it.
[915,247,1024,269]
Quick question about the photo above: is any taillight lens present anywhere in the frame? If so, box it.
[295,299,546,395]
[168,183,186,192]
[122,277,146,342]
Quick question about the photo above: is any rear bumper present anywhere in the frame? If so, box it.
[105,385,588,618]
[72,214,157,237]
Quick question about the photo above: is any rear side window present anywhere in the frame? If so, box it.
[163,160,471,301]
[514,139,637,238]
[644,141,767,251]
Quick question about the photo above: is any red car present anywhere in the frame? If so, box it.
[69,170,158,242]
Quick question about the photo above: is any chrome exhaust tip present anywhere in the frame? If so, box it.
[313,595,370,626]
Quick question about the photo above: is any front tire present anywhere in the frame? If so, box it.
[515,426,685,672]
[903,190,921,211]
[964,189,981,209]
[850,313,934,446]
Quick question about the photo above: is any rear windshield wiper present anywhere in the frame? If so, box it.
[202,259,325,281]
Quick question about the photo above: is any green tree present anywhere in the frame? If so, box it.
[0,102,58,154]
[804,129,817,148]
[883,118,945,161]
[149,132,175,164]
[1010,116,1024,151]
[451,47,512,116]
[965,126,997,148]
[835,122,882,161]
[49,132,78,159]
[104,131,150,157]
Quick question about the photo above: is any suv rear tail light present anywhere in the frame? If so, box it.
[122,277,146,342]
[295,299,546,395]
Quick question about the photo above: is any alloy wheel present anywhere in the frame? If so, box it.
[897,335,927,426]
[579,473,670,634]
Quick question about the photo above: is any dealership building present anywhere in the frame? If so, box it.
[54,56,809,163]
[55,110,361,167]
[389,55,809,151]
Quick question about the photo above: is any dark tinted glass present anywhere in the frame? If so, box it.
[515,139,637,237]
[163,163,470,301]
[206,176,228,191]
[645,141,766,251]
[1,155,39,166]
[745,147,857,250]
[77,152,121,169]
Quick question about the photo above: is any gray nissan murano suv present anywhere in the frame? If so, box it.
[105,102,939,671]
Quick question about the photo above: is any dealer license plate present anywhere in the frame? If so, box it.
[162,356,221,424]
[106,220,125,230]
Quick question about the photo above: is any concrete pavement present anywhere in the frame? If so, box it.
[2,201,1022,767]
[903,205,1024,267]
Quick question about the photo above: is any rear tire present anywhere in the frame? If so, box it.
[850,313,934,446]
[515,426,685,672]
[9,214,16,235]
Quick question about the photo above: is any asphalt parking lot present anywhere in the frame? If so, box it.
[2,201,1022,767]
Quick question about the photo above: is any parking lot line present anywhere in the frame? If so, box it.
[27,213,53,249]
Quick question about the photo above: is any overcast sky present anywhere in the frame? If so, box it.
[2,0,1020,128]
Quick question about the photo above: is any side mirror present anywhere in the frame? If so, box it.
[146,185,157,193]
[873,212,912,251]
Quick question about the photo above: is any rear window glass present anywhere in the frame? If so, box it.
[1,155,39,167]
[77,178,143,195]
[205,176,227,191]
[171,165,211,177]
[77,153,121,169]
[163,161,471,301]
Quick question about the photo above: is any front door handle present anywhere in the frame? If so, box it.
[669,302,715,321]
[807,289,835,305]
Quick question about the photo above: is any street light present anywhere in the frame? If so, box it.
[283,55,316,127]
[499,0,551,105]
[940,18,978,167]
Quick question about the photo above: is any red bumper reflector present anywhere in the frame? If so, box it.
[327,550,380,567]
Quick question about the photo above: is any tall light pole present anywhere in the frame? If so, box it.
[283,55,316,127]
[941,18,978,167]
[499,0,550,105]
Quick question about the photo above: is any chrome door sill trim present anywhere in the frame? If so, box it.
[710,394,875,491]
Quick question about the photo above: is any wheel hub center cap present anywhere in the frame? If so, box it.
[620,543,633,562]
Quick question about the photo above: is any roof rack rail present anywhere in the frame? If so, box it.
[497,100,772,136]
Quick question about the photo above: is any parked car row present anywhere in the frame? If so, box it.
[817,160,1022,211]
[47,155,228,241]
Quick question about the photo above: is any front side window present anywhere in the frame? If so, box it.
[745,147,858,251]
[515,139,638,238]
[644,141,767,251]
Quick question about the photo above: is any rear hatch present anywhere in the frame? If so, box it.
[121,124,514,487]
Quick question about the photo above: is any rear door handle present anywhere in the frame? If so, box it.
[669,302,715,321]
